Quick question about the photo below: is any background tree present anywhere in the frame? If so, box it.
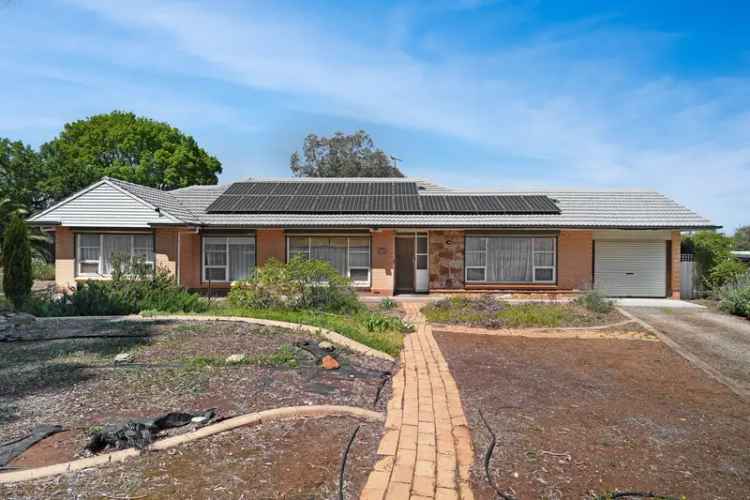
[3,214,33,308]
[290,130,403,177]
[683,230,746,290]
[39,111,222,202]
[734,225,750,251]
[0,139,52,261]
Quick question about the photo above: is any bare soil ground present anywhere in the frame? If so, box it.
[2,415,380,500]
[623,306,750,400]
[0,319,392,497]
[433,331,750,500]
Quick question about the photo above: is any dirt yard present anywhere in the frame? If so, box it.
[0,318,392,498]
[433,331,750,500]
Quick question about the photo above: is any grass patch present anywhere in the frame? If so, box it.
[202,306,405,357]
[182,345,300,369]
[422,295,620,329]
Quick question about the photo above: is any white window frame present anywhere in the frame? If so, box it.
[75,233,154,277]
[202,236,256,283]
[464,235,557,284]
[286,235,372,287]
[465,237,487,283]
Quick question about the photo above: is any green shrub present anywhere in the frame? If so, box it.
[717,273,750,318]
[228,256,362,313]
[31,260,55,281]
[2,214,33,308]
[379,297,397,311]
[574,290,614,314]
[684,230,739,290]
[709,258,748,290]
[208,305,404,357]
[362,312,412,333]
[24,257,207,317]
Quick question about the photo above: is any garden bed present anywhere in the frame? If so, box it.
[2,415,381,499]
[0,319,391,485]
[422,295,625,329]
[433,331,750,499]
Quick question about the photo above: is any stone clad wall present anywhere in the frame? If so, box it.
[428,230,464,289]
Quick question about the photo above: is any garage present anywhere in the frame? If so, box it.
[594,240,667,297]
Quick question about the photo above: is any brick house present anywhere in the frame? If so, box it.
[27,177,717,298]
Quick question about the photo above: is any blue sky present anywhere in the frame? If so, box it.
[1,0,749,231]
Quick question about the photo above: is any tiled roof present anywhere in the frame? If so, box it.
[168,180,717,229]
[88,177,718,229]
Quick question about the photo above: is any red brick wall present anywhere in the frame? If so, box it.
[671,231,681,299]
[178,231,201,289]
[154,228,178,277]
[371,230,395,295]
[558,230,593,290]
[256,229,285,266]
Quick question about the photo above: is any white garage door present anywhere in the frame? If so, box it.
[594,240,667,297]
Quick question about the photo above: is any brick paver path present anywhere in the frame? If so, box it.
[361,302,474,500]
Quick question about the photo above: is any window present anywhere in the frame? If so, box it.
[465,236,556,283]
[76,233,154,276]
[287,236,371,286]
[202,236,256,282]
[416,234,428,270]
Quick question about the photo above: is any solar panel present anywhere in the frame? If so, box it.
[393,195,421,212]
[369,196,393,212]
[419,196,449,212]
[206,195,241,212]
[271,183,301,195]
[285,196,317,212]
[393,182,418,195]
[340,196,369,212]
[206,182,560,214]
[318,183,343,196]
[260,196,291,212]
[473,196,505,212]
[295,183,323,196]
[222,183,252,195]
[233,196,269,212]
[524,195,560,213]
[315,196,342,212]
[370,183,394,196]
[343,183,369,195]
[445,196,477,212]
[500,195,530,213]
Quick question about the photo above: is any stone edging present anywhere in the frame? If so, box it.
[35,314,395,362]
[0,405,384,484]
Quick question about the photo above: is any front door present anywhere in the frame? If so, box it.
[395,236,415,293]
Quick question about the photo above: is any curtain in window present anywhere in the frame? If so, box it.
[486,237,533,282]
[78,234,100,262]
[229,242,255,281]
[310,237,347,275]
[102,235,133,275]
[133,235,154,262]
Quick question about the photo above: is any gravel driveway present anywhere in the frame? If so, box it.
[622,306,750,400]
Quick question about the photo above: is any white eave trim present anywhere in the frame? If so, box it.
[27,178,184,225]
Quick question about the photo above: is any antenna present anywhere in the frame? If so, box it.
[390,156,402,169]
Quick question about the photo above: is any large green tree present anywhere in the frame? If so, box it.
[0,138,46,215]
[39,111,222,201]
[734,225,750,251]
[290,130,404,177]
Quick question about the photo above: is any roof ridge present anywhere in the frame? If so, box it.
[104,177,202,224]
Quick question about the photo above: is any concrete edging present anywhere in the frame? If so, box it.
[0,405,384,484]
[35,313,395,362]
